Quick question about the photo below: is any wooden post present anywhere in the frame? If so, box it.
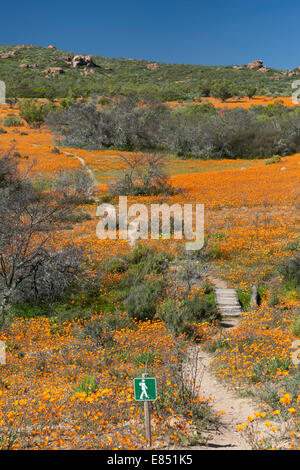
[142,372,152,447]
[0,340,5,365]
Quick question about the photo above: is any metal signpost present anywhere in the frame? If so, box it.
[134,373,157,447]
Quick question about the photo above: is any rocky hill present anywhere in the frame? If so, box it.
[0,44,298,100]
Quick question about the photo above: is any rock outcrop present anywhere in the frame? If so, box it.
[20,63,38,69]
[247,59,263,69]
[147,63,159,70]
[43,67,65,74]
[257,66,270,73]
[1,50,19,59]
[72,55,97,68]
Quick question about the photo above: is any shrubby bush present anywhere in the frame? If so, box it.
[109,244,172,321]
[124,280,162,321]
[47,98,300,159]
[158,293,220,338]
[108,153,175,196]
[265,155,281,165]
[12,246,82,305]
[46,97,169,150]
[3,115,21,127]
[279,254,300,287]
[19,99,55,127]
[0,150,94,321]
[211,81,236,102]
[52,167,94,201]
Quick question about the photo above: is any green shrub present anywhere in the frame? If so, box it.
[0,128,7,134]
[124,280,162,321]
[291,313,300,338]
[3,115,21,127]
[19,100,53,127]
[264,155,281,165]
[121,244,172,280]
[133,351,158,367]
[237,289,251,310]
[82,318,115,347]
[211,82,235,101]
[279,254,300,287]
[246,86,257,99]
[74,375,99,395]
[100,310,135,331]
[106,257,128,273]
[250,359,291,384]
[158,294,220,338]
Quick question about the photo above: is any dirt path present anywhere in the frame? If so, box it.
[63,151,98,186]
[186,346,256,450]
[185,275,256,450]
[120,219,259,449]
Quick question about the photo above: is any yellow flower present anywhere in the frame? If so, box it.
[280,393,292,405]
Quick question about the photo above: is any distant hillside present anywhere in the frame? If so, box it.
[0,45,298,100]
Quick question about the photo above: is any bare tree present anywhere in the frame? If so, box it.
[108,152,174,196]
[0,151,83,324]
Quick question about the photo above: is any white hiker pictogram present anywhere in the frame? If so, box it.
[139,379,149,399]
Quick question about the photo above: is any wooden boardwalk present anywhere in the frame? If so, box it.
[215,288,242,317]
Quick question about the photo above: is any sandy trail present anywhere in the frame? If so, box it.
[185,345,256,450]
[63,151,98,186]
[183,276,256,450]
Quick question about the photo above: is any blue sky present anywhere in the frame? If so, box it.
[1,0,299,69]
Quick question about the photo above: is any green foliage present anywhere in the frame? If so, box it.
[264,155,281,165]
[109,245,172,321]
[106,257,128,274]
[246,86,257,99]
[19,99,54,127]
[47,99,300,160]
[250,357,293,384]
[237,289,251,310]
[0,44,297,102]
[211,81,235,101]
[205,338,231,353]
[74,375,99,395]
[124,280,162,321]
[3,115,21,126]
[279,254,300,287]
[158,293,220,338]
[133,351,158,367]
[118,244,172,283]
[290,313,300,338]
[259,370,300,417]
[82,318,115,347]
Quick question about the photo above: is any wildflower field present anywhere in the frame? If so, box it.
[0,102,299,450]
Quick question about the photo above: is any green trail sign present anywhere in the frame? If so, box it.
[134,377,157,401]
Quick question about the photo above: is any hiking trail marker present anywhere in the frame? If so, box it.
[134,376,157,401]
[134,373,157,447]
